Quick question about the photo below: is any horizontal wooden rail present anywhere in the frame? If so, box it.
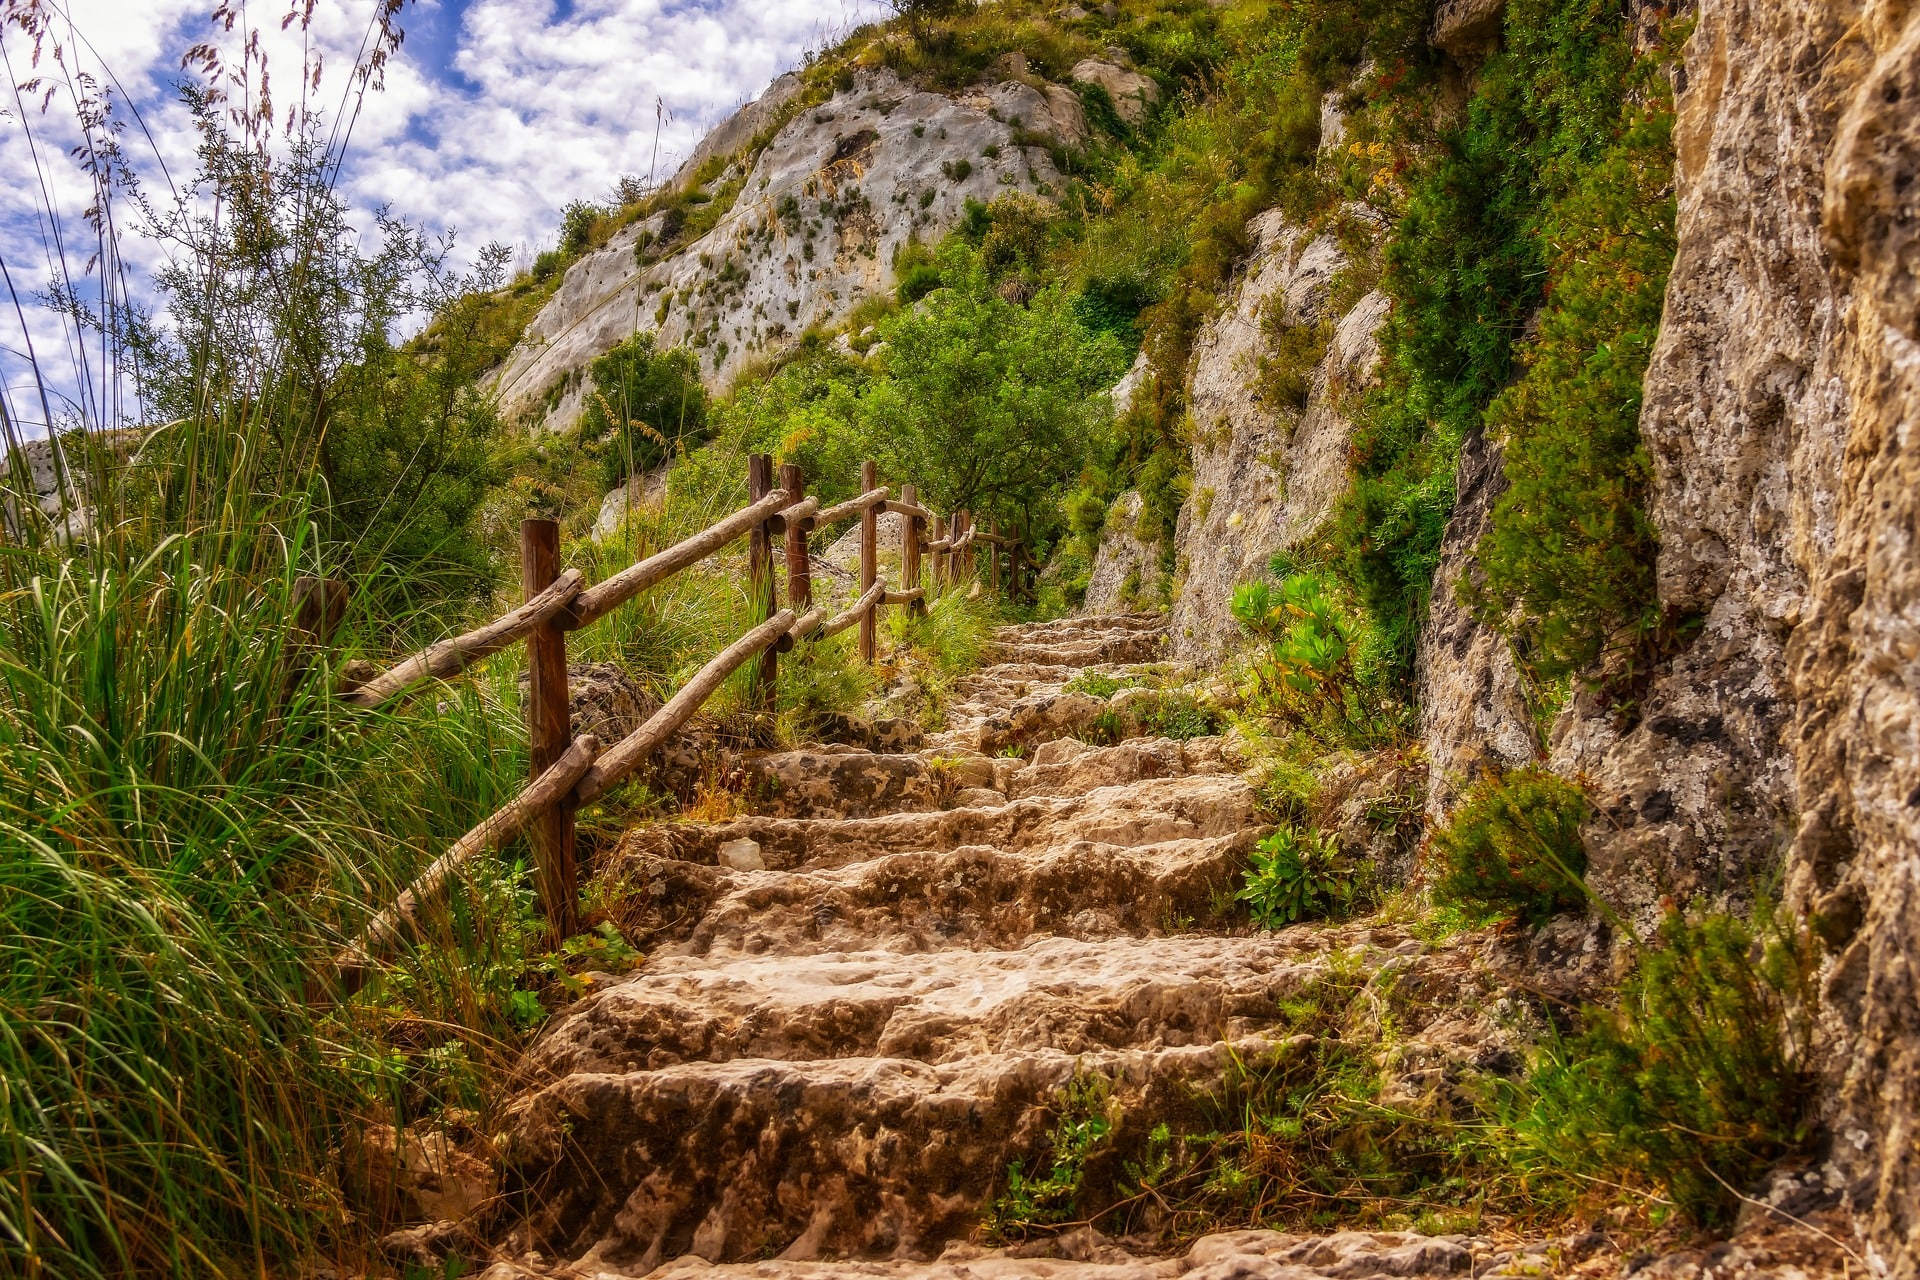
[884,587,924,605]
[883,498,931,522]
[952,528,976,551]
[819,579,886,639]
[331,733,602,993]
[563,488,793,631]
[572,607,797,806]
[922,536,954,553]
[789,607,827,641]
[814,486,889,528]
[340,568,586,710]
[780,495,821,533]
[972,531,1012,547]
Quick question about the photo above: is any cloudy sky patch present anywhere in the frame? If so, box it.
[0,0,886,430]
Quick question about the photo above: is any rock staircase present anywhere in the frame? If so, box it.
[470,616,1687,1279]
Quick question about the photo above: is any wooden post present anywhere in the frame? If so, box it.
[989,519,1001,594]
[521,519,577,940]
[905,486,927,618]
[749,454,777,711]
[921,506,936,606]
[955,509,971,583]
[859,460,879,663]
[782,462,810,610]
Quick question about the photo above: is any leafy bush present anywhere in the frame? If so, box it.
[1239,826,1355,927]
[579,332,711,489]
[1328,0,1662,680]
[1431,767,1590,927]
[1136,689,1221,741]
[1465,55,1678,686]
[983,1072,1115,1240]
[1511,911,1814,1226]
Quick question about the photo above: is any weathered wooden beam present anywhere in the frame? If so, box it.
[749,455,778,713]
[820,579,885,639]
[561,487,793,631]
[814,486,889,528]
[571,608,797,806]
[787,606,827,643]
[522,519,578,940]
[330,733,602,996]
[884,587,925,605]
[882,498,932,522]
[340,568,585,710]
[859,461,879,664]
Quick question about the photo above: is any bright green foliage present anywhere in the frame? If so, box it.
[861,239,1127,532]
[1330,0,1662,677]
[1230,571,1405,750]
[1465,73,1677,683]
[1431,766,1591,927]
[137,99,509,594]
[1511,912,1814,1226]
[578,332,711,489]
[1134,689,1221,740]
[1239,826,1355,927]
[983,1073,1116,1240]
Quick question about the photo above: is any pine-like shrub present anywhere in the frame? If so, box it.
[1431,766,1590,926]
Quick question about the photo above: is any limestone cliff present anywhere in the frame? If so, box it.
[1535,2,1919,1269]
[491,69,1086,430]
[1116,208,1387,662]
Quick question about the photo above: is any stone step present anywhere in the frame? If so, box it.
[519,1228,1484,1279]
[526,933,1347,1077]
[500,1037,1278,1275]
[985,632,1167,668]
[995,612,1164,640]
[620,774,1255,874]
[606,823,1258,959]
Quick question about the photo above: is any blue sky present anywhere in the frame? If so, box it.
[0,0,886,432]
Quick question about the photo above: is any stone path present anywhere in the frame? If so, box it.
[474,615,1845,1280]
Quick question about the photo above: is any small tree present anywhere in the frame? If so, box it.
[578,333,710,490]
[859,240,1125,538]
[883,0,969,46]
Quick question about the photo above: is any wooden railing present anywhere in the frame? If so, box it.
[327,454,1032,991]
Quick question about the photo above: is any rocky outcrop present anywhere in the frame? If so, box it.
[1416,428,1538,818]
[1165,208,1388,661]
[1432,0,1506,60]
[1069,57,1161,125]
[1540,2,1920,1269]
[492,69,1083,426]
[2,436,92,542]
[1084,491,1159,611]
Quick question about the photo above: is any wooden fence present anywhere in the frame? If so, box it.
[328,455,1034,991]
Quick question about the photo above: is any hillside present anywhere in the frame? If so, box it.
[2,0,1916,1277]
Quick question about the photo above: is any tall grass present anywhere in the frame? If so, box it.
[0,425,538,1275]
[0,6,546,1274]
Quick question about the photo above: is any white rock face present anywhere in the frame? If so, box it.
[1084,491,1158,611]
[1159,208,1387,660]
[491,69,1082,428]
[1069,58,1161,124]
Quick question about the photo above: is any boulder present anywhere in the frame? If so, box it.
[1069,58,1161,125]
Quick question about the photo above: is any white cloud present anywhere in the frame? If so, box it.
[0,0,888,431]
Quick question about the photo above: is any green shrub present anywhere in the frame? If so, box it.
[1431,767,1590,927]
[1465,55,1678,686]
[898,261,944,304]
[579,332,711,489]
[1328,0,1660,681]
[1136,689,1220,740]
[1239,826,1355,927]
[1511,911,1814,1226]
[983,1072,1114,1240]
